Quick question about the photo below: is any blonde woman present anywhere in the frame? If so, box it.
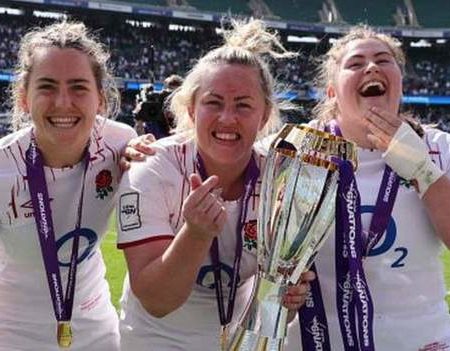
[117,19,315,350]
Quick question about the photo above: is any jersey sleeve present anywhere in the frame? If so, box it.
[116,148,177,248]
[425,128,450,175]
[101,118,138,149]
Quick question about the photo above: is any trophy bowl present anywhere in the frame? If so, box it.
[228,124,357,351]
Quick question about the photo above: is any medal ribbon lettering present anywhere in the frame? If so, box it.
[26,136,90,348]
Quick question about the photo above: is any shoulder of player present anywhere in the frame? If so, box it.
[0,128,31,174]
[94,117,137,145]
[422,126,450,149]
[139,132,196,162]
[0,127,31,150]
[126,137,195,183]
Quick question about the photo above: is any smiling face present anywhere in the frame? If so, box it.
[329,38,403,132]
[189,63,269,171]
[22,47,103,166]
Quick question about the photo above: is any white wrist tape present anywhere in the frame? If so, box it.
[382,122,444,197]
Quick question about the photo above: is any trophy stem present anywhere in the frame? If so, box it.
[227,272,288,351]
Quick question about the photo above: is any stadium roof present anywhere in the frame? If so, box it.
[6,0,450,35]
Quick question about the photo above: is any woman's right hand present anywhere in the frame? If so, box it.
[182,174,227,241]
[120,133,156,171]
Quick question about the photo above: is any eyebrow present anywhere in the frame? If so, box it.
[347,51,393,60]
[208,92,253,101]
[35,77,91,85]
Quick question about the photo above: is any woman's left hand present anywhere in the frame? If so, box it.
[283,270,316,312]
[365,106,403,151]
[120,133,156,171]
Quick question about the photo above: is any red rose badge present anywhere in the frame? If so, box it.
[243,220,257,251]
[95,169,113,199]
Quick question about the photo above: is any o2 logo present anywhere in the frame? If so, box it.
[197,262,240,289]
[362,205,408,268]
[56,228,98,267]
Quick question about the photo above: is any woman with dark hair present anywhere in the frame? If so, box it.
[0,21,138,350]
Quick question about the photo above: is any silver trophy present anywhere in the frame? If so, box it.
[228,124,357,351]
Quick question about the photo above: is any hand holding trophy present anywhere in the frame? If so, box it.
[228,124,357,350]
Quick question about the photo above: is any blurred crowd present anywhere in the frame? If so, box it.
[1,13,450,135]
[404,59,450,96]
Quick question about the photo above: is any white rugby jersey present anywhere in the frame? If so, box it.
[0,118,136,351]
[117,137,266,350]
[286,126,450,351]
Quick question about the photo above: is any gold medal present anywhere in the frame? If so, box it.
[220,325,228,351]
[57,321,72,348]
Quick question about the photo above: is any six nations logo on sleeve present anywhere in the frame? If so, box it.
[119,192,142,231]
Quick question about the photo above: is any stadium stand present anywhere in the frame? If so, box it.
[1,11,448,97]
[334,0,402,26]
[1,1,450,132]
[188,0,252,15]
[413,0,450,28]
[263,0,322,23]
[115,0,168,5]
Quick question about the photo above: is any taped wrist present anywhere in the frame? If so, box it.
[382,122,444,197]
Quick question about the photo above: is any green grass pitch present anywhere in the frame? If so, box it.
[101,217,127,310]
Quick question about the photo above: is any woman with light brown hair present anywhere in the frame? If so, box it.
[0,21,139,350]
[286,26,450,351]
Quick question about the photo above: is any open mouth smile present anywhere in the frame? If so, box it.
[359,80,386,97]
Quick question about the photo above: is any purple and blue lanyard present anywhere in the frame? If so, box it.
[26,136,89,328]
[196,152,259,332]
[299,121,400,351]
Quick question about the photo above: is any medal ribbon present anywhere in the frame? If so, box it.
[299,262,331,350]
[26,136,90,327]
[328,120,400,256]
[299,121,400,350]
[196,153,259,333]
[336,160,374,351]
[333,122,400,350]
